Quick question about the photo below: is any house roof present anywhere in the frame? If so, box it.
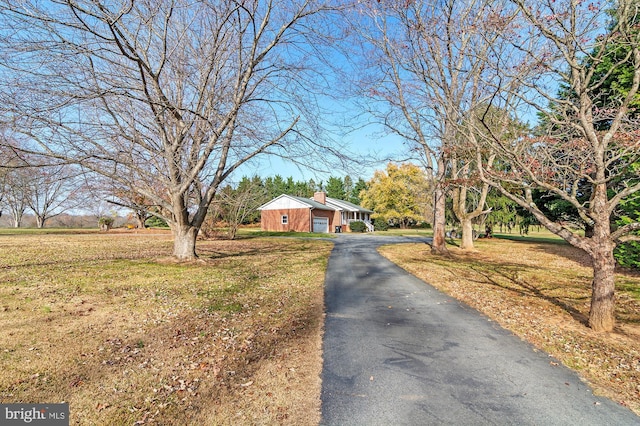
[292,195,336,210]
[257,194,336,211]
[325,197,374,213]
[257,193,372,213]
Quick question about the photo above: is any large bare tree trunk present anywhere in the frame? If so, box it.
[460,218,475,250]
[172,225,199,261]
[589,241,616,332]
[431,155,449,254]
[588,185,617,332]
[431,186,448,255]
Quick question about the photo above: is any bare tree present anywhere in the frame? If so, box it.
[0,136,82,227]
[0,0,342,259]
[347,0,509,253]
[448,105,494,250]
[3,168,30,228]
[0,139,20,221]
[451,102,527,248]
[210,178,267,239]
[477,0,640,332]
[0,163,7,220]
[26,164,83,228]
[0,147,31,228]
[449,154,493,249]
[107,183,155,229]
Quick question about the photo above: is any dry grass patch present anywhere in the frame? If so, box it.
[0,231,331,425]
[379,239,640,415]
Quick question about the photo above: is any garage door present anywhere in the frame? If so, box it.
[312,217,329,233]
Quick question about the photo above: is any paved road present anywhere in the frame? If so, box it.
[320,234,639,425]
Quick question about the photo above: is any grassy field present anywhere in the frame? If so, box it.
[379,237,640,415]
[0,230,332,425]
[373,228,433,237]
[236,229,335,239]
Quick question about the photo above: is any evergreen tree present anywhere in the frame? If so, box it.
[326,176,346,199]
[351,178,367,205]
[343,175,354,201]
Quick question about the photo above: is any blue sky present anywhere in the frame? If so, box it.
[234,122,408,184]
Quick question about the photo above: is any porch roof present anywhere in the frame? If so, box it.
[325,197,373,214]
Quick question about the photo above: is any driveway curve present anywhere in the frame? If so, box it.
[320,234,638,425]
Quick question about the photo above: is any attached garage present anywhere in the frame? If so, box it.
[312,216,329,233]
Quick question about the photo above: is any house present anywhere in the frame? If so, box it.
[258,192,374,233]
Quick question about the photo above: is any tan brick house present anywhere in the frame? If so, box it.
[258,192,374,233]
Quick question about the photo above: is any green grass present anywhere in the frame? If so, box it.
[374,228,433,236]
[490,227,579,245]
[377,227,574,244]
[206,300,244,313]
[494,233,568,245]
[239,230,336,238]
[0,227,100,235]
[618,279,640,300]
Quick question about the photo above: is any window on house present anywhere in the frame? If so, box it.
[281,215,288,224]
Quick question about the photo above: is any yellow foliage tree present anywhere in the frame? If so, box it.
[361,163,432,229]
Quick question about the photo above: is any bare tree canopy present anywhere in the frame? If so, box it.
[25,163,83,228]
[345,0,512,253]
[0,0,343,259]
[347,0,640,332]
[476,0,640,332]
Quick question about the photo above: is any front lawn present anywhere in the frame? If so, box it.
[0,231,332,425]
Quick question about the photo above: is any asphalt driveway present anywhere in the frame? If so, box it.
[320,234,639,425]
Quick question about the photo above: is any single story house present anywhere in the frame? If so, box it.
[258,192,374,233]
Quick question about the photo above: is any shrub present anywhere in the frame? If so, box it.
[615,242,640,269]
[373,219,389,231]
[350,221,366,233]
[413,221,431,229]
[145,215,169,228]
[98,216,114,231]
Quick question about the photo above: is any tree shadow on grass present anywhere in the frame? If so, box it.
[526,244,640,327]
[445,251,640,332]
[433,245,592,327]
[466,262,590,327]
[494,234,568,245]
[528,242,593,268]
[196,240,330,262]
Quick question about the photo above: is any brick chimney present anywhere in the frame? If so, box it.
[313,191,326,205]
